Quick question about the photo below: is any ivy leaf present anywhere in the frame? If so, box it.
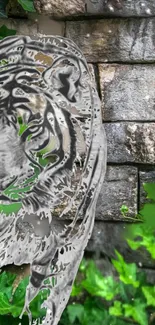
[109,301,123,317]
[128,234,155,260]
[0,292,22,316]
[67,304,84,324]
[18,0,36,12]
[82,298,108,325]
[123,299,148,325]
[30,289,50,318]
[127,239,141,250]
[112,251,139,288]
[120,205,129,217]
[142,286,155,307]
[0,272,16,300]
[139,203,155,227]
[71,283,83,297]
[143,183,155,201]
[0,25,16,40]
[81,261,118,300]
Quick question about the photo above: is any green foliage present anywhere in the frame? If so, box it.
[17,0,36,12]
[142,286,155,307]
[0,271,49,322]
[109,300,123,317]
[126,182,155,260]
[112,250,140,288]
[80,260,118,300]
[120,205,129,217]
[60,250,153,325]
[0,25,16,39]
[123,300,147,325]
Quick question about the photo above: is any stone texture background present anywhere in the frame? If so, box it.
[1,0,155,277]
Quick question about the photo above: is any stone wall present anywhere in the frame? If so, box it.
[1,0,155,275]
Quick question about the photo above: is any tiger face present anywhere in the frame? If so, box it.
[0,36,107,325]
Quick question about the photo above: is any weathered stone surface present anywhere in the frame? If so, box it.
[139,170,155,207]
[105,123,155,163]
[37,16,65,36]
[86,0,155,17]
[87,221,155,268]
[66,18,155,62]
[99,64,155,121]
[96,166,137,220]
[34,0,85,17]
[0,18,38,36]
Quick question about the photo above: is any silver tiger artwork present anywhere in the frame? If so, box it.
[0,36,107,325]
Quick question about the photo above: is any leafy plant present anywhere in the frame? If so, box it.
[62,250,154,325]
[17,0,36,12]
[0,25,16,39]
[0,271,49,323]
[125,182,155,260]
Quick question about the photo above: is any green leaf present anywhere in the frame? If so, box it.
[142,286,155,307]
[143,183,155,201]
[81,261,118,300]
[30,289,49,318]
[71,283,83,297]
[128,234,155,260]
[0,292,22,316]
[123,299,148,325]
[112,251,139,288]
[139,203,155,227]
[120,205,129,216]
[0,272,49,319]
[127,239,141,250]
[82,298,108,325]
[0,25,16,39]
[109,301,123,317]
[67,304,84,324]
[18,0,36,12]
[0,272,16,300]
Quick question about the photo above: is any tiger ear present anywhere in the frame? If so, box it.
[44,64,81,103]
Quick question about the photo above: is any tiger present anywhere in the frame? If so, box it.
[0,36,107,325]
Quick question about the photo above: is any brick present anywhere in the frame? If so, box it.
[99,64,155,121]
[34,0,85,17]
[37,16,65,36]
[66,18,155,63]
[86,0,155,17]
[105,123,155,163]
[96,166,137,220]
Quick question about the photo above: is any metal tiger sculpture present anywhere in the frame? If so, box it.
[0,36,107,325]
